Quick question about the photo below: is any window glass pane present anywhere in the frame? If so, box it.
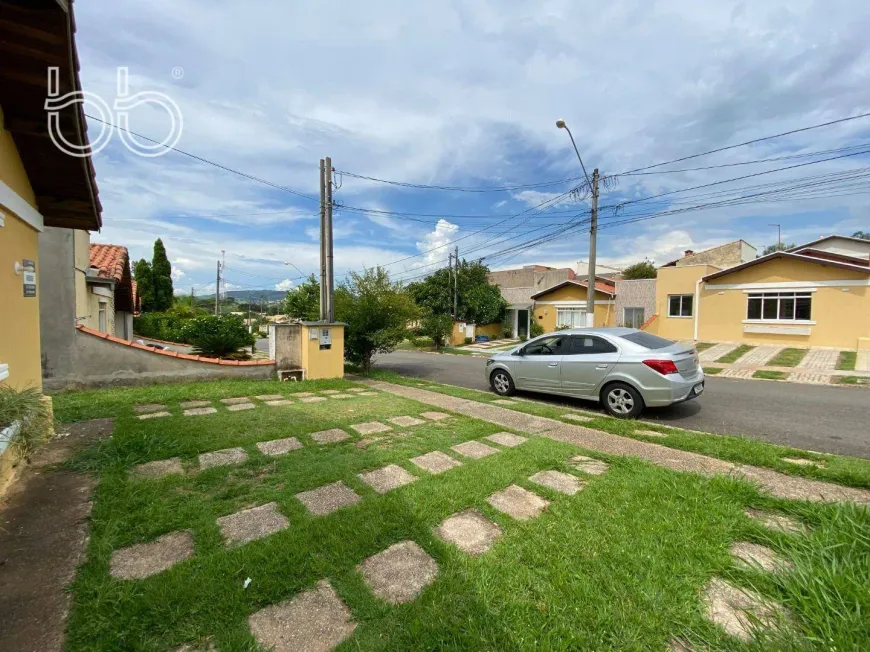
[779,298,795,320]
[795,297,812,320]
[680,295,693,317]
[668,295,681,316]
[619,332,675,349]
[524,336,564,355]
[747,297,762,320]
[762,297,778,319]
[568,336,617,354]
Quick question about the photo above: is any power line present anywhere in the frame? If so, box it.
[334,169,587,192]
[83,113,319,202]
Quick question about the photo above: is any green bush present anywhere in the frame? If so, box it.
[189,331,251,358]
[135,313,254,358]
[530,320,545,338]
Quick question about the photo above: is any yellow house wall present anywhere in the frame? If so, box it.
[0,105,42,390]
[476,323,502,338]
[300,324,345,379]
[699,259,870,348]
[532,285,615,332]
[654,265,719,341]
[74,230,92,327]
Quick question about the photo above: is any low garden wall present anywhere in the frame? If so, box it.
[42,327,275,392]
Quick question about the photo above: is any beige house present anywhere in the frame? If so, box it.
[487,265,578,337]
[85,242,137,338]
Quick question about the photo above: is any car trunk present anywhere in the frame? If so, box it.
[658,343,700,380]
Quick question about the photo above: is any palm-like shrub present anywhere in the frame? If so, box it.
[0,385,53,459]
[189,330,250,358]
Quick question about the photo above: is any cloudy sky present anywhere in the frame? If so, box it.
[75,0,870,295]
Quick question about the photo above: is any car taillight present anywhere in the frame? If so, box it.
[643,359,679,375]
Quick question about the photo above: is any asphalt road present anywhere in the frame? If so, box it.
[375,350,870,459]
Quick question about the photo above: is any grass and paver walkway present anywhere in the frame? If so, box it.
[7,377,869,651]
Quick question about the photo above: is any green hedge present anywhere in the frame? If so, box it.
[134,313,255,348]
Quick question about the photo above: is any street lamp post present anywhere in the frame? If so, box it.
[556,119,599,327]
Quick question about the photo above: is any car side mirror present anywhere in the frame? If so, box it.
[514,347,525,356]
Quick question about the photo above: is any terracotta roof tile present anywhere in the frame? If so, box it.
[89,244,129,282]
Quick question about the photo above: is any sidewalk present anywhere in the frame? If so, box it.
[366,380,870,504]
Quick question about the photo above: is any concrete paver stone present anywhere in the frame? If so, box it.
[256,437,303,456]
[299,396,327,403]
[782,457,822,467]
[310,428,351,445]
[387,415,425,427]
[110,530,194,580]
[529,470,584,495]
[254,394,284,401]
[451,440,500,459]
[350,421,392,435]
[734,346,782,366]
[485,432,527,447]
[293,392,315,397]
[636,429,669,439]
[265,399,294,407]
[328,393,354,399]
[703,577,786,641]
[358,391,379,396]
[358,540,439,604]
[358,464,417,493]
[491,399,517,405]
[487,484,549,520]
[744,508,805,535]
[730,541,794,573]
[133,403,166,414]
[220,397,252,405]
[296,481,362,516]
[569,455,610,476]
[320,390,341,395]
[131,457,184,479]
[217,502,290,546]
[435,509,502,555]
[347,388,366,392]
[410,451,463,474]
[248,579,356,652]
[137,411,171,420]
[797,348,838,370]
[199,447,248,469]
[227,402,256,412]
[180,400,211,409]
[420,411,451,421]
[184,407,217,416]
[699,343,737,362]
[562,413,594,423]
[787,372,832,385]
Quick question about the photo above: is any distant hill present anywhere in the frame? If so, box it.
[198,290,286,302]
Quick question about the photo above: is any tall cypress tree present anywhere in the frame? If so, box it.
[151,239,174,311]
[133,259,155,312]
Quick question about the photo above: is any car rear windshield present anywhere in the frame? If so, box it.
[618,332,676,350]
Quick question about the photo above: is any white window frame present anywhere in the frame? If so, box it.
[623,307,645,328]
[744,291,814,324]
[667,294,693,318]
[556,307,586,329]
[0,363,8,383]
[98,301,108,333]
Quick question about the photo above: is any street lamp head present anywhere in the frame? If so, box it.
[556,119,567,129]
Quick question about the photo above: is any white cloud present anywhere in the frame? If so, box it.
[275,279,294,291]
[415,219,458,266]
[171,268,186,281]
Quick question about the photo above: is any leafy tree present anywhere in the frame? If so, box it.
[407,260,506,325]
[151,239,174,311]
[621,260,657,280]
[420,312,453,349]
[133,258,155,312]
[851,230,870,240]
[283,274,321,321]
[335,267,419,371]
[760,242,796,256]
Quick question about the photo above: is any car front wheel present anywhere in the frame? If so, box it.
[490,369,516,396]
[601,382,644,419]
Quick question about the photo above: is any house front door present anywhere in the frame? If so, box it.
[517,309,529,338]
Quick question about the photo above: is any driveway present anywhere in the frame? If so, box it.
[375,351,870,459]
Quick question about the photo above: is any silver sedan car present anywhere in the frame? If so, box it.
[485,327,704,418]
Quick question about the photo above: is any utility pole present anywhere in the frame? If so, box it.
[586,168,599,327]
[769,223,781,250]
[190,286,194,307]
[448,251,454,318]
[325,156,335,322]
[215,260,220,316]
[453,245,459,320]
[319,158,327,321]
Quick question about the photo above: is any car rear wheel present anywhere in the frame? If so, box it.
[601,382,644,419]
[490,369,516,396]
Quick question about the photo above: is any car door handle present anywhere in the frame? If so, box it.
[548,363,558,367]
[596,364,609,369]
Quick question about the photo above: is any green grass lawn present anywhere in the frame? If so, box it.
[753,370,788,381]
[836,351,857,371]
[835,376,870,386]
[56,380,870,651]
[767,348,808,367]
[716,344,754,364]
[362,370,870,490]
[704,366,724,375]
[694,342,716,352]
